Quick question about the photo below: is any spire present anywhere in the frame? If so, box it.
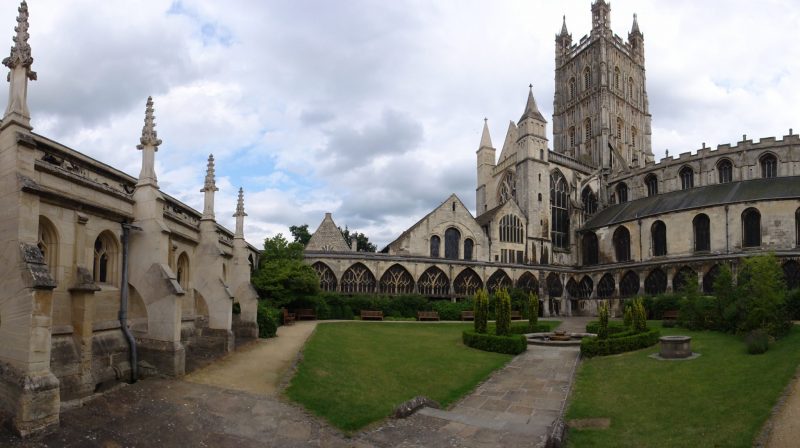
[3,1,36,126]
[519,85,545,123]
[233,187,246,238]
[201,154,219,220]
[559,15,569,36]
[479,118,492,149]
[137,96,162,150]
[631,13,641,34]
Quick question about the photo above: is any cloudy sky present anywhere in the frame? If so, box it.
[2,0,798,248]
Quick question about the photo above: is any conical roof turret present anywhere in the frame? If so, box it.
[559,15,569,36]
[519,85,546,123]
[631,13,641,35]
[479,118,493,149]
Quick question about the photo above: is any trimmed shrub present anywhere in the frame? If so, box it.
[462,330,527,355]
[580,328,661,358]
[644,294,682,320]
[598,302,609,339]
[786,289,800,321]
[495,288,512,336]
[528,292,539,331]
[490,321,553,335]
[430,299,473,321]
[678,294,718,330]
[745,329,769,354]
[632,297,647,333]
[256,301,279,338]
[623,305,633,328]
[586,320,628,336]
[474,288,489,334]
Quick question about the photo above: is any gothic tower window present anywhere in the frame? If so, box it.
[742,208,761,247]
[500,214,524,244]
[93,231,118,284]
[430,235,440,257]
[582,231,598,265]
[616,117,623,139]
[614,66,620,90]
[581,187,598,219]
[613,226,631,262]
[616,182,628,203]
[464,238,474,260]
[631,127,637,147]
[444,227,461,260]
[550,171,570,249]
[583,67,592,90]
[584,118,592,141]
[651,220,667,257]
[760,153,777,178]
[568,77,576,100]
[37,217,58,279]
[693,213,711,252]
[628,77,634,98]
[717,159,733,183]
[498,170,516,204]
[569,126,576,146]
[644,174,658,197]
[680,166,694,190]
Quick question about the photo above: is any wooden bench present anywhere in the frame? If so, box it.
[294,308,316,320]
[662,310,679,321]
[461,311,475,321]
[360,310,384,321]
[282,308,296,326]
[511,310,523,320]
[417,311,440,321]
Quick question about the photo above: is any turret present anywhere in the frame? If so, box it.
[628,13,644,64]
[591,0,611,35]
[517,85,548,162]
[2,0,36,130]
[555,15,572,67]
[476,118,496,215]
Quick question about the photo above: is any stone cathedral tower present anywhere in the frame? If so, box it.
[552,0,653,171]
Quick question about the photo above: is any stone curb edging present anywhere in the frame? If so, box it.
[753,363,800,447]
[546,347,583,447]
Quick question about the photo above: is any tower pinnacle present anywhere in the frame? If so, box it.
[201,154,219,220]
[631,13,641,34]
[560,15,569,36]
[136,96,162,187]
[233,187,247,238]
[3,1,36,127]
[479,118,492,149]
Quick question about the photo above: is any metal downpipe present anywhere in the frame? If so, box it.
[119,222,140,383]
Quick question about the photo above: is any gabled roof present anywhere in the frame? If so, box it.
[306,213,350,252]
[383,194,475,251]
[476,198,525,227]
[584,176,800,230]
[497,121,519,163]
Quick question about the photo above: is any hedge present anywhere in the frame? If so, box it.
[462,330,528,355]
[585,321,628,335]
[256,301,279,338]
[580,328,661,358]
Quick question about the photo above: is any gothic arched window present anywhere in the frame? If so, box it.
[581,187,598,220]
[312,262,337,292]
[341,263,376,294]
[418,266,449,297]
[673,266,697,293]
[430,235,440,257]
[516,272,539,294]
[645,268,667,295]
[584,118,592,142]
[464,238,474,261]
[645,174,658,197]
[742,208,761,247]
[703,265,720,294]
[568,77,576,100]
[498,170,516,204]
[582,231,598,265]
[379,264,415,295]
[37,217,58,279]
[614,66,620,90]
[620,271,640,298]
[616,117,623,139]
[93,231,119,284]
[454,268,483,297]
[628,77,634,98]
[651,220,667,257]
[444,227,460,260]
[693,214,710,252]
[500,215,524,244]
[579,275,594,299]
[616,182,628,203]
[550,171,570,249]
[631,127,637,148]
[583,67,592,90]
[569,126,576,146]
[613,226,631,262]
[680,166,694,190]
[177,252,190,289]
[597,274,615,298]
[717,159,733,183]
[547,273,563,298]
[760,153,777,178]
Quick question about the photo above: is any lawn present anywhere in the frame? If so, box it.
[566,322,800,447]
[286,322,531,432]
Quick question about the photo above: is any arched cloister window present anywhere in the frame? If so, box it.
[176,252,190,290]
[760,153,777,178]
[444,227,461,260]
[547,273,563,298]
[487,270,512,294]
[783,260,800,290]
[613,226,631,262]
[581,187,597,219]
[614,66,620,90]
[340,263,376,294]
[464,238,474,261]
[453,268,482,297]
[644,174,658,197]
[693,214,710,252]
[37,217,58,279]
[742,208,761,247]
[578,275,594,299]
[620,271,640,298]
[93,231,119,285]
[645,268,667,295]
[516,272,539,294]
[703,265,720,294]
[500,215,524,244]
[430,235,440,258]
[568,77,576,100]
[616,182,628,203]
[597,274,615,298]
[631,127,637,148]
[717,159,733,184]
[616,117,623,139]
[673,266,697,293]
[312,262,338,292]
[550,171,570,249]
[568,126,576,146]
[680,166,694,190]
[584,117,592,142]
[379,264,415,295]
[582,231,599,265]
[651,220,667,257]
[418,266,449,297]
[583,67,592,90]
[566,278,579,298]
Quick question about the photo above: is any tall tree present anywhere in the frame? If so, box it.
[339,226,377,252]
[289,224,312,246]
[252,233,319,307]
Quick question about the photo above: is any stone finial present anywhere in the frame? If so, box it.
[201,154,219,193]
[233,187,246,217]
[137,96,162,150]
[479,118,492,149]
[560,15,569,36]
[3,1,35,78]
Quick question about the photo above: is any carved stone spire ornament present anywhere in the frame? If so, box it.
[201,154,219,220]
[3,1,36,127]
[233,187,247,238]
[136,96,161,187]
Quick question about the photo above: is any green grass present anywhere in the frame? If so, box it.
[566,322,800,447]
[285,322,517,432]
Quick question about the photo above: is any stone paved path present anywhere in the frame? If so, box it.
[764,367,800,447]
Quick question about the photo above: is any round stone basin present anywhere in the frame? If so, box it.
[527,332,594,347]
[659,335,692,359]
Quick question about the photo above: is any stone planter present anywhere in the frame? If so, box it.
[659,335,692,359]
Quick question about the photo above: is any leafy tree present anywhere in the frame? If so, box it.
[735,254,790,337]
[252,233,319,308]
[339,226,377,252]
[289,224,312,246]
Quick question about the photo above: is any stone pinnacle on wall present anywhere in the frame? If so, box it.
[233,187,247,238]
[560,15,569,36]
[201,154,219,220]
[137,96,162,150]
[3,1,36,125]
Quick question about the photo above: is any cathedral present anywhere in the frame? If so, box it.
[306,1,800,314]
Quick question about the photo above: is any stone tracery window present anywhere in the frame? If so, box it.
[673,266,697,293]
[516,272,539,294]
[645,174,658,197]
[614,66,620,90]
[418,266,449,297]
[583,67,592,90]
[430,235,440,258]
[616,117,623,139]
[616,182,628,203]
[717,159,733,183]
[613,226,631,262]
[547,273,563,298]
[550,171,570,249]
[582,231,599,265]
[703,264,720,294]
[693,214,710,252]
[464,238,474,260]
[760,153,777,178]
[499,214,524,244]
[597,273,615,298]
[569,126,576,146]
[631,127,637,148]
[620,271,640,298]
[644,268,667,295]
[742,207,761,247]
[487,270,512,294]
[498,170,516,204]
[584,118,592,142]
[444,227,461,260]
[578,275,594,299]
[454,268,482,297]
[628,77,634,98]
[581,187,597,220]
[340,262,376,294]
[651,220,667,257]
[379,264,415,295]
[680,166,694,190]
[568,77,576,100]
[93,231,118,284]
[312,262,338,292]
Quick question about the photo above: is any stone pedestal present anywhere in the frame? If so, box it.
[659,335,692,359]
